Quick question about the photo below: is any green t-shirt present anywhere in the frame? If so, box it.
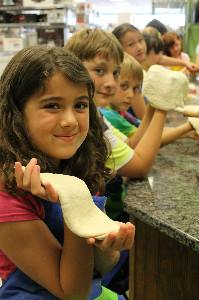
[102,116,134,171]
[100,107,137,137]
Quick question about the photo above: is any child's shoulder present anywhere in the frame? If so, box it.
[100,106,119,116]
[100,107,121,124]
[181,52,190,61]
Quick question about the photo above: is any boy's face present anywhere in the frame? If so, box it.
[111,73,142,112]
[121,31,147,63]
[83,54,121,107]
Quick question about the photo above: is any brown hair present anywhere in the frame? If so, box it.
[162,32,181,56]
[143,32,163,55]
[65,28,124,64]
[112,23,140,44]
[0,46,110,195]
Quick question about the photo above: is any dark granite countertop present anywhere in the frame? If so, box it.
[125,110,199,252]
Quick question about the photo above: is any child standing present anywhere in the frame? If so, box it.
[0,46,134,299]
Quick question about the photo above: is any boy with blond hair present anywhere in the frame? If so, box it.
[100,53,143,138]
[65,28,168,180]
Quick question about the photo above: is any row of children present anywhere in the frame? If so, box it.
[140,18,198,73]
[0,22,199,300]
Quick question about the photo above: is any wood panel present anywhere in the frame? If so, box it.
[129,217,199,300]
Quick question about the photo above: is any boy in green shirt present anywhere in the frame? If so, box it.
[100,53,142,138]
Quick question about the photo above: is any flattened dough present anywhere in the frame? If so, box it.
[39,172,120,240]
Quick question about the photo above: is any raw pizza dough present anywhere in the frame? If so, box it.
[175,105,199,116]
[188,117,199,135]
[143,65,189,111]
[22,168,119,240]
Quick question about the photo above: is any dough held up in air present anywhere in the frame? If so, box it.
[38,172,120,240]
[188,117,199,135]
[143,65,189,111]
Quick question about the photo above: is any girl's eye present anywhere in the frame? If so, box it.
[95,68,105,76]
[75,102,89,110]
[43,102,60,110]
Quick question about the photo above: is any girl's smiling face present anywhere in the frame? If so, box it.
[121,31,147,63]
[24,72,89,165]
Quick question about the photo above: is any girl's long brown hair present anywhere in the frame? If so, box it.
[0,46,111,195]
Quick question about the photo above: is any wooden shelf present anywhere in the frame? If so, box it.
[0,5,74,11]
[0,22,68,28]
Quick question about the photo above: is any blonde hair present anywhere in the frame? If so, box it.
[65,28,124,64]
[120,52,143,82]
[142,26,161,39]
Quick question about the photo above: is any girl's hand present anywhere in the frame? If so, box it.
[182,129,199,141]
[185,62,198,73]
[15,158,59,202]
[86,222,135,251]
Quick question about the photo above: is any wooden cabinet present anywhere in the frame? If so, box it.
[129,217,199,300]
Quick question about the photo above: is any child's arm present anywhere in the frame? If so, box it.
[127,103,155,148]
[87,222,135,275]
[196,54,199,69]
[118,108,167,178]
[0,217,93,300]
[7,161,94,300]
[161,122,193,147]
[130,93,146,119]
[158,54,197,72]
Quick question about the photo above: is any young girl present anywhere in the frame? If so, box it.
[0,46,134,300]
[162,31,190,71]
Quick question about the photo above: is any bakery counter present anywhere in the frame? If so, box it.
[125,112,199,300]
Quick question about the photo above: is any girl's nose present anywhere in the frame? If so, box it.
[60,109,78,128]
